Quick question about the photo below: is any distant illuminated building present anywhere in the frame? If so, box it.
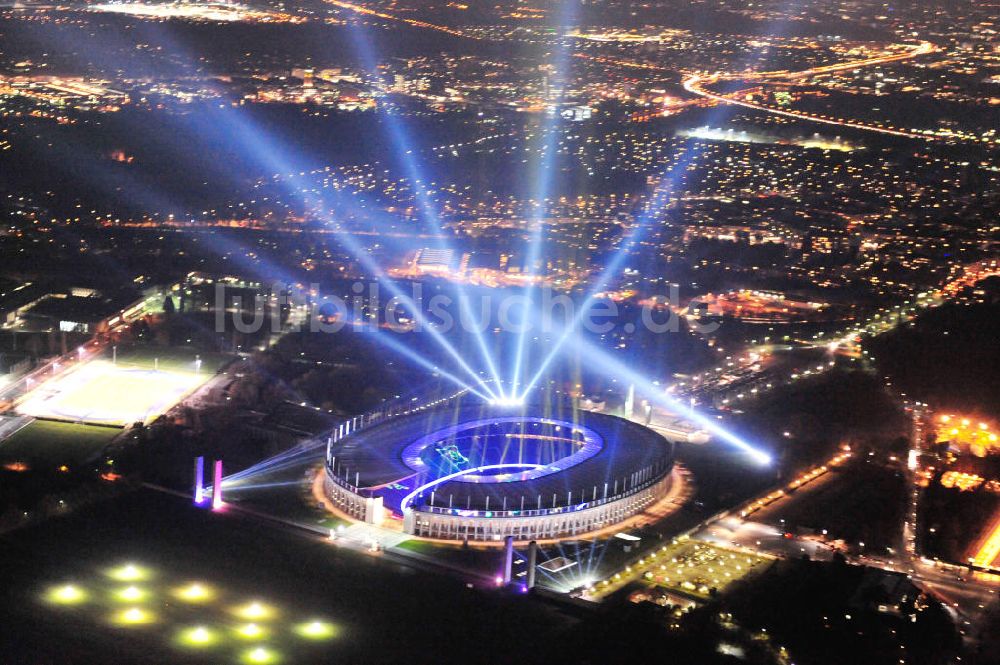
[414,248,456,274]
[560,106,592,122]
[291,68,314,88]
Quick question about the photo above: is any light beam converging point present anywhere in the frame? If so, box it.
[487,395,526,408]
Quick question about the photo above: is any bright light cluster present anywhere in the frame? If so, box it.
[936,414,998,456]
[40,562,340,661]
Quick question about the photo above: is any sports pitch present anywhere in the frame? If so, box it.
[17,359,210,426]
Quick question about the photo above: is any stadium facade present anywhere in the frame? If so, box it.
[324,401,675,542]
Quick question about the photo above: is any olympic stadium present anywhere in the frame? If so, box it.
[323,400,675,542]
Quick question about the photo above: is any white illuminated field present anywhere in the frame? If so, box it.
[17,359,208,426]
[91,3,245,21]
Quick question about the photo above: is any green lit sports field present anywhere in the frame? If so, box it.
[0,419,119,470]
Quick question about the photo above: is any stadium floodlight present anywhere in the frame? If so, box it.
[516,181,685,402]
[112,607,156,626]
[516,45,762,403]
[235,623,268,640]
[106,563,151,582]
[509,0,580,399]
[550,334,771,465]
[113,586,148,603]
[362,329,494,402]
[341,18,505,400]
[158,84,500,402]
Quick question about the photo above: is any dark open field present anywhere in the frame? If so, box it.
[0,489,582,665]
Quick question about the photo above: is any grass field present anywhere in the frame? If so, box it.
[17,358,211,426]
[112,347,233,375]
[0,419,120,470]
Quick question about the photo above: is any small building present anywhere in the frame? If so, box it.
[848,568,920,617]
[20,289,143,334]
[0,282,48,326]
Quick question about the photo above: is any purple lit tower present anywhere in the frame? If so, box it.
[211,460,224,510]
[502,535,514,585]
[193,456,205,505]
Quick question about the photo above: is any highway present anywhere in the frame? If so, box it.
[323,0,478,39]
[575,41,949,141]
[749,40,939,81]
[681,41,996,146]
[682,72,940,141]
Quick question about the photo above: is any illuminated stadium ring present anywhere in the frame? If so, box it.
[323,401,675,542]
[399,463,546,511]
